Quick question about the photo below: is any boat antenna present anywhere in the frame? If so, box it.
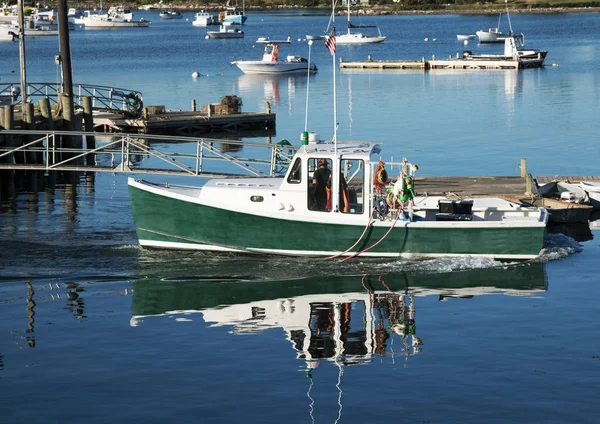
[304,39,313,132]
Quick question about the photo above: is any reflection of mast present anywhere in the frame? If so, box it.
[25,281,35,348]
[347,75,353,133]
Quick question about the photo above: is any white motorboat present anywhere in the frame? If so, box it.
[232,37,317,75]
[0,85,19,105]
[72,9,107,26]
[579,181,600,208]
[206,25,244,39]
[0,24,17,42]
[192,11,217,27]
[82,6,150,28]
[456,34,475,41]
[159,9,182,20]
[332,0,385,45]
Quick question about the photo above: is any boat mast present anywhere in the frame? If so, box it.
[331,0,338,211]
[505,0,513,34]
[346,0,351,36]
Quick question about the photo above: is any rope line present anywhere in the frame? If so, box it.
[340,210,400,263]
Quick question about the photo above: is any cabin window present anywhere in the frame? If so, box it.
[287,158,302,184]
[308,158,332,212]
[340,159,364,214]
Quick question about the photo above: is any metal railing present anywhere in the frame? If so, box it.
[0,130,296,178]
[0,82,144,116]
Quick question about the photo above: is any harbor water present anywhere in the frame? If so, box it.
[1,10,600,423]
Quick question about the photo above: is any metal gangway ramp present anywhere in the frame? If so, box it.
[0,130,297,178]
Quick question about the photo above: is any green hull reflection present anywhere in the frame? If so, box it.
[131,263,547,318]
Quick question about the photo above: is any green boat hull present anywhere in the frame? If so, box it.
[129,183,546,260]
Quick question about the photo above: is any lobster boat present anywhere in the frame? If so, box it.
[128,136,548,260]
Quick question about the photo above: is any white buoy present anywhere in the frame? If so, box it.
[433,38,437,41]
[192,72,200,78]
[424,37,428,42]
[464,40,468,46]
[205,35,209,40]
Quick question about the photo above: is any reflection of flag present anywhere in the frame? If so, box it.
[325,27,336,56]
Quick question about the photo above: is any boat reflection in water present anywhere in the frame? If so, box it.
[131,263,547,364]
[236,74,310,113]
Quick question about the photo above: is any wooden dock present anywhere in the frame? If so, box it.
[415,176,529,197]
[339,58,426,70]
[94,110,277,137]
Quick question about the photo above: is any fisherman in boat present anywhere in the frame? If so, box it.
[312,159,331,211]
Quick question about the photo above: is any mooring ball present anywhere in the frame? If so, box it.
[205,35,209,40]
[464,40,468,46]
[192,71,200,78]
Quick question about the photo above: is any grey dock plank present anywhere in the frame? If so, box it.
[414,176,527,197]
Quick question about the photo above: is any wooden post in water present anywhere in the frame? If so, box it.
[3,105,23,164]
[82,96,95,165]
[191,99,196,112]
[39,98,54,166]
[0,105,16,199]
[23,102,39,164]
[61,94,75,162]
[520,158,527,178]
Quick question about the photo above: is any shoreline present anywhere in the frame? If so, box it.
[75,3,600,16]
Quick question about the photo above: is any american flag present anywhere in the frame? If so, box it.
[325,27,336,56]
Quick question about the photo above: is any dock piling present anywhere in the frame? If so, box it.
[82,96,95,164]
[520,158,527,178]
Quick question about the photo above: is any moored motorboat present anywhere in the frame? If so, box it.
[159,9,182,20]
[206,25,244,39]
[0,24,17,42]
[232,37,317,75]
[457,34,475,41]
[82,6,150,28]
[128,141,548,260]
[579,181,600,208]
[218,6,247,26]
[192,10,217,26]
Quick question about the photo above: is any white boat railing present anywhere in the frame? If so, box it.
[0,130,296,177]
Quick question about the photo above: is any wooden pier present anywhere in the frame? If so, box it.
[94,110,276,137]
[94,96,276,137]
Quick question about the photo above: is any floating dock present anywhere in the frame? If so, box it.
[340,55,542,71]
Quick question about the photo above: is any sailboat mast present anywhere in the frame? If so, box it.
[346,0,351,35]
[505,0,514,34]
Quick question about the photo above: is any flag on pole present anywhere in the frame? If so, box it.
[325,27,336,56]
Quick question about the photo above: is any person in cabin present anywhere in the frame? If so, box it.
[312,159,331,211]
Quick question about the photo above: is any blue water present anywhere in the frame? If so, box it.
[1,10,600,423]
